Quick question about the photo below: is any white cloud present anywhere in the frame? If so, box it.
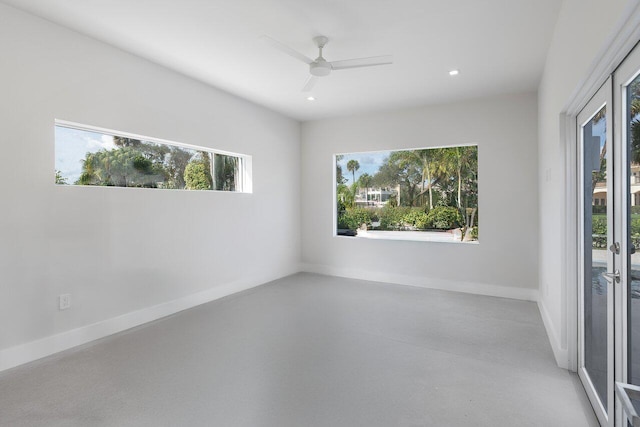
[86,134,115,151]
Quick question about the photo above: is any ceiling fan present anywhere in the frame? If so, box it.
[262,35,393,92]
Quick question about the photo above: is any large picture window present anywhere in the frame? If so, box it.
[335,145,478,243]
[54,121,250,192]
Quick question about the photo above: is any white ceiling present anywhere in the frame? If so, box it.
[1,0,562,121]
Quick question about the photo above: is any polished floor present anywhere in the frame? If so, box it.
[0,273,597,426]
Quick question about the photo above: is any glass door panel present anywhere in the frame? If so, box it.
[625,69,640,392]
[584,106,609,408]
[613,43,640,426]
[577,41,640,427]
[578,79,614,426]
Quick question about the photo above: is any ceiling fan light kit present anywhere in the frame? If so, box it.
[262,35,393,92]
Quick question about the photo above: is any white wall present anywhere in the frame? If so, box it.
[300,93,539,300]
[537,0,629,367]
[0,4,300,368]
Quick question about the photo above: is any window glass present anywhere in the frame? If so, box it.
[55,123,246,192]
[336,145,478,243]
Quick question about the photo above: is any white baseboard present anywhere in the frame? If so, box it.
[0,266,551,374]
[300,263,539,302]
[537,299,569,369]
[0,270,295,373]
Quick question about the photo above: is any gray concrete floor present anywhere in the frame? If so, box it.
[0,273,597,426]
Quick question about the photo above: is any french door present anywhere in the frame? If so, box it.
[578,77,614,426]
[578,44,640,427]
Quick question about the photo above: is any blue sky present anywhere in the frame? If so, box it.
[55,126,115,183]
[591,111,606,154]
[337,150,390,185]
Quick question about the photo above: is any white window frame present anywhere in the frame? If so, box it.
[333,144,478,244]
[55,119,252,193]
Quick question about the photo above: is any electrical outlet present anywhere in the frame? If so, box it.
[59,294,71,310]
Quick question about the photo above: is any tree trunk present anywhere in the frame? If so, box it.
[462,207,477,242]
[457,166,462,209]
[426,163,433,210]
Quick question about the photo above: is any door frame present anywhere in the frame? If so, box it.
[611,43,640,426]
[576,79,614,426]
[562,3,640,375]
[562,9,640,426]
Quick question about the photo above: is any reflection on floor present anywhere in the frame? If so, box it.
[0,273,597,426]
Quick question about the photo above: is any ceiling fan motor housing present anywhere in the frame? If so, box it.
[310,60,331,76]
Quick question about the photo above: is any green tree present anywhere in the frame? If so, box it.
[55,170,68,185]
[347,159,360,185]
[451,146,477,209]
[336,154,346,184]
[372,156,400,188]
[164,146,193,189]
[213,153,238,191]
[376,152,422,207]
[629,77,640,164]
[76,147,165,187]
[632,119,640,163]
[77,152,99,185]
[184,154,213,190]
[358,173,372,203]
[406,149,443,209]
[113,136,141,148]
[445,146,478,240]
[589,108,607,195]
[337,183,355,208]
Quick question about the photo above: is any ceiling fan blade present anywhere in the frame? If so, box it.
[261,35,313,65]
[330,55,393,70]
[302,75,319,92]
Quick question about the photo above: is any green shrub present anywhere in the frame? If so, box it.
[369,208,382,223]
[471,226,478,240]
[338,207,372,230]
[591,217,640,249]
[426,206,462,230]
[632,217,640,236]
[379,206,409,230]
[337,199,346,215]
[402,208,429,229]
[591,216,607,248]
[591,216,607,235]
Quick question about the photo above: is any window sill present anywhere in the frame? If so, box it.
[335,229,479,244]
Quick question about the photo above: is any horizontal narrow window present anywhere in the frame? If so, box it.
[54,121,251,193]
[335,145,478,243]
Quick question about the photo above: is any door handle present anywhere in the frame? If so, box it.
[603,269,620,283]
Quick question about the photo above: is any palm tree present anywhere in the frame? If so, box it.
[406,149,439,209]
[347,159,360,184]
[448,146,478,241]
[359,173,372,203]
[77,152,99,185]
[452,146,477,209]
[55,170,68,185]
[629,78,640,163]
[336,154,346,184]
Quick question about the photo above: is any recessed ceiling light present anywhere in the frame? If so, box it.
[307,96,316,101]
[449,69,460,76]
